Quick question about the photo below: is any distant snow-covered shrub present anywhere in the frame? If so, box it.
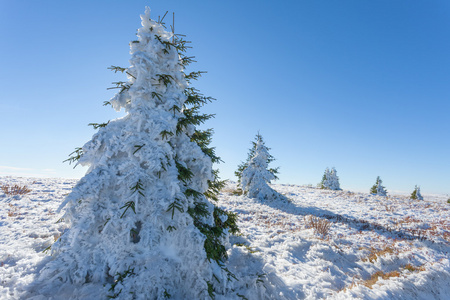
[370,176,387,196]
[410,185,423,200]
[319,167,341,190]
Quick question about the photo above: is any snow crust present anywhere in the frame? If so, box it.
[1,176,449,299]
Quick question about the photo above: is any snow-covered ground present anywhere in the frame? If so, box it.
[1,176,449,299]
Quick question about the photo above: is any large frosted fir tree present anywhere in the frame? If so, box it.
[235,133,279,185]
[240,136,285,201]
[319,167,341,190]
[31,8,238,299]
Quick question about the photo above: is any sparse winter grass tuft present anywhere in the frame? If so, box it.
[403,263,425,272]
[360,246,397,263]
[384,204,395,212]
[363,270,400,289]
[1,183,32,196]
[7,203,20,217]
[305,215,332,236]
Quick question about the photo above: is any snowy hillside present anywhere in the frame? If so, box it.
[1,176,449,299]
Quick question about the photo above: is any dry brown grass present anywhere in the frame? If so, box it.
[363,270,400,288]
[403,263,426,272]
[222,187,243,196]
[361,246,396,263]
[1,184,32,196]
[305,215,332,236]
[7,203,20,217]
[384,205,395,212]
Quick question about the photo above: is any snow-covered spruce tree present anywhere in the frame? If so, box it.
[32,8,239,299]
[239,136,285,201]
[411,185,423,200]
[319,167,341,190]
[319,168,329,189]
[370,176,387,196]
[235,133,279,185]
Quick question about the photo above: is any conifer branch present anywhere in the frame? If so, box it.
[159,11,168,24]
[185,71,206,82]
[175,161,193,183]
[108,66,127,73]
[88,121,110,129]
[133,144,145,155]
[179,55,196,67]
[167,200,184,219]
[156,74,173,86]
[184,188,202,199]
[170,105,180,116]
[160,130,174,140]
[187,202,209,219]
[108,65,136,79]
[130,180,145,197]
[151,92,163,101]
[120,201,136,218]
[108,267,135,298]
[236,293,248,300]
[207,282,215,299]
[107,81,131,93]
[166,225,177,232]
[63,147,83,167]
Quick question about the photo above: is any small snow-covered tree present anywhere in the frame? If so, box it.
[319,168,329,189]
[319,167,341,190]
[32,8,239,299]
[235,133,279,184]
[239,136,284,201]
[370,176,387,196]
[411,185,423,200]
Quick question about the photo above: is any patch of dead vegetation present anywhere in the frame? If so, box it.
[1,184,32,196]
[305,215,332,237]
[363,270,400,288]
[360,245,398,263]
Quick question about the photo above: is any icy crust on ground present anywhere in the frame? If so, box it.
[1,177,449,299]
[0,177,76,299]
[219,182,450,299]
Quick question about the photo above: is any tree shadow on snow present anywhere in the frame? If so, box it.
[224,234,304,300]
[255,187,444,248]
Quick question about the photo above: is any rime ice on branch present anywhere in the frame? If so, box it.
[31,7,238,300]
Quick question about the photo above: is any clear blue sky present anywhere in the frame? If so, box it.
[1,1,449,195]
